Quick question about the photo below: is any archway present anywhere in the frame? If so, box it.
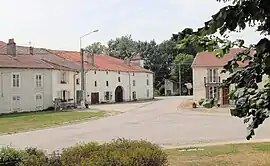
[115,86,123,102]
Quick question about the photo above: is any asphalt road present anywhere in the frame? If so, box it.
[0,96,270,153]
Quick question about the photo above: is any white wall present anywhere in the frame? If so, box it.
[51,70,79,102]
[0,68,53,113]
[85,70,153,104]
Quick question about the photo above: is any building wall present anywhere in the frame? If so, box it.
[51,70,79,103]
[193,66,269,105]
[85,70,153,104]
[0,68,53,113]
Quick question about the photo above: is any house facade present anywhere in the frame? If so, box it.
[50,50,154,105]
[0,39,79,113]
[192,48,269,105]
[0,39,154,113]
[192,48,248,105]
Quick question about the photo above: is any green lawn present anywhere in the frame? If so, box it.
[0,110,106,134]
[165,142,270,166]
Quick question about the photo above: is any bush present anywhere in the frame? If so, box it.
[198,98,205,105]
[202,98,215,108]
[61,138,168,166]
[0,146,26,166]
[18,147,50,166]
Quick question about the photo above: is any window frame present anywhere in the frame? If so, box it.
[35,73,43,88]
[11,73,20,88]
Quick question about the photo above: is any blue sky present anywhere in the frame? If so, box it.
[0,0,263,50]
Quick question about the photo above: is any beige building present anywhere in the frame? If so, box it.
[192,48,249,105]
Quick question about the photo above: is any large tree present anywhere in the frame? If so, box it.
[85,42,108,54]
[107,35,138,59]
[179,0,270,140]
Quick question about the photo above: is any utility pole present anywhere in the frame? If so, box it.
[80,30,99,109]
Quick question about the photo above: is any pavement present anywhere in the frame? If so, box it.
[0,96,270,153]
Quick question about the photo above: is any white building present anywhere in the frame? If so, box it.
[0,39,154,113]
[50,50,154,104]
[0,39,79,113]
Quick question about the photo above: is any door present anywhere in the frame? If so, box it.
[115,86,123,102]
[91,92,99,104]
[35,93,43,111]
[222,87,230,105]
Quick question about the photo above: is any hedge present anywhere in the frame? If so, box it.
[0,138,168,166]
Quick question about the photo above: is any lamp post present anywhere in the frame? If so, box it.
[80,30,99,109]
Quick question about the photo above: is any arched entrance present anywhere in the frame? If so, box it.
[115,86,123,102]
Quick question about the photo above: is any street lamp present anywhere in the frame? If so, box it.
[80,29,99,109]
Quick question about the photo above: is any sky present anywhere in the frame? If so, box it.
[0,0,264,51]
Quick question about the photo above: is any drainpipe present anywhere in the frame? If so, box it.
[128,72,131,101]
[73,72,79,107]
[0,72,3,97]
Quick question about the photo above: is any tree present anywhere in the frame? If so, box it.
[107,35,138,59]
[179,0,270,140]
[85,42,108,54]
[170,54,194,95]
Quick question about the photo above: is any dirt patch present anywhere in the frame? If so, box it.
[178,98,195,109]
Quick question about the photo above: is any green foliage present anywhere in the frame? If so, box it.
[61,138,168,166]
[179,0,270,140]
[0,146,25,166]
[18,148,50,166]
[85,42,107,54]
[202,99,215,109]
[107,34,138,59]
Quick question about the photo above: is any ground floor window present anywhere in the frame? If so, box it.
[207,86,218,99]
[104,91,112,101]
[57,90,71,101]
[147,90,150,98]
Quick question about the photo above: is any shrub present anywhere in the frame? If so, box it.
[202,98,215,108]
[61,138,168,166]
[0,146,25,166]
[198,98,205,105]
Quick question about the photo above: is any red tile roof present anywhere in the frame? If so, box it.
[49,50,151,72]
[192,48,253,68]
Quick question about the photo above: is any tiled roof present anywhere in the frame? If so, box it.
[192,48,253,68]
[0,55,55,69]
[0,45,77,71]
[0,41,5,47]
[49,50,152,72]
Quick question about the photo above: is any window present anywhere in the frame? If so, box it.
[133,80,136,86]
[12,95,20,102]
[208,86,218,99]
[94,81,97,87]
[35,94,42,100]
[208,69,218,83]
[147,90,150,98]
[132,73,135,76]
[146,79,149,85]
[118,77,121,82]
[106,81,109,86]
[132,91,136,100]
[12,73,20,88]
[118,71,120,74]
[94,70,97,74]
[147,74,149,77]
[106,71,108,75]
[60,72,68,84]
[76,78,80,85]
[104,91,112,101]
[35,74,43,88]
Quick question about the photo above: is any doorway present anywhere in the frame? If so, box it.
[115,86,123,102]
[91,92,99,104]
[222,86,230,105]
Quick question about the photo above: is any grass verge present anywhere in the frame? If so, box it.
[165,142,270,166]
[0,110,106,134]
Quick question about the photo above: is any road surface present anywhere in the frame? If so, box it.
[0,96,269,153]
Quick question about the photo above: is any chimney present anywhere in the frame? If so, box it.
[87,52,94,66]
[29,46,34,55]
[7,39,16,56]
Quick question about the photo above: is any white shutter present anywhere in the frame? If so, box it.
[104,92,107,100]
[67,91,71,99]
[66,72,69,84]
[57,91,61,98]
[109,91,112,100]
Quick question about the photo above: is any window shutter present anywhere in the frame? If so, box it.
[109,91,112,100]
[104,92,107,100]
[67,91,71,99]
[205,86,209,99]
[66,72,69,84]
